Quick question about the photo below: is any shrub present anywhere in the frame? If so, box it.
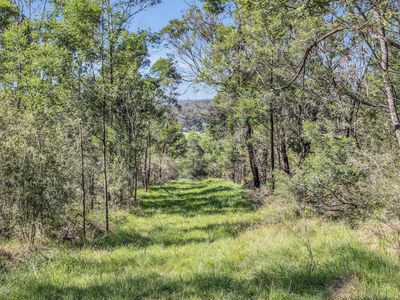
[291,121,378,220]
[0,106,74,243]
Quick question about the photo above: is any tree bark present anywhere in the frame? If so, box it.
[245,120,261,188]
[159,144,166,183]
[376,17,400,145]
[262,148,268,184]
[143,125,151,192]
[80,123,86,238]
[133,149,138,204]
[159,155,163,183]
[100,0,109,232]
[89,173,95,210]
[147,150,151,190]
[102,104,109,233]
[280,129,290,175]
[270,109,275,190]
[127,119,134,207]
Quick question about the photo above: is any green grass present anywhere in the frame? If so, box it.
[1,179,400,299]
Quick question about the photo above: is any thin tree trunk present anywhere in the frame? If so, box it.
[90,173,94,210]
[159,155,162,183]
[158,154,162,183]
[133,149,138,204]
[280,129,290,175]
[297,104,310,161]
[132,115,140,204]
[241,164,246,185]
[143,145,148,189]
[147,151,151,190]
[127,120,134,205]
[278,137,282,171]
[346,97,357,138]
[376,17,400,145]
[262,148,268,184]
[159,144,166,183]
[100,0,109,232]
[102,104,109,232]
[80,123,86,238]
[245,120,261,188]
[143,125,151,192]
[270,109,275,190]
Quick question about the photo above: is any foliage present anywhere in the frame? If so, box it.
[179,132,208,179]
[2,0,400,297]
[0,0,185,242]
[163,0,400,222]
[291,121,374,220]
[0,104,74,242]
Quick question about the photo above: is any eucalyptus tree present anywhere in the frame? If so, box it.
[163,4,263,187]
[330,0,400,145]
[0,0,186,241]
[80,0,161,229]
[240,0,400,146]
[51,0,102,238]
[163,2,302,188]
[0,0,78,242]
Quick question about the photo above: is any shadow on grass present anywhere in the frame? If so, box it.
[29,273,256,300]
[82,181,257,250]
[5,180,400,299]
[136,184,254,217]
[91,219,256,249]
[26,243,399,300]
[150,184,208,191]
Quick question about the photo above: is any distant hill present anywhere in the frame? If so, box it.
[175,99,213,132]
[178,99,213,104]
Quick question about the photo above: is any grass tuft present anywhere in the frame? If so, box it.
[1,179,399,299]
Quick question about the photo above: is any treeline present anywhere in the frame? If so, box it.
[164,0,400,221]
[0,0,186,243]
[2,0,400,244]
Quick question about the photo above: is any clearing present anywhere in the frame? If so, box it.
[1,179,399,299]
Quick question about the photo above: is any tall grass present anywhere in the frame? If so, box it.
[1,179,399,299]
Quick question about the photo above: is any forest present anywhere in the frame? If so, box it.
[1,0,400,299]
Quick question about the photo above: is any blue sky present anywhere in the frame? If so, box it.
[130,1,216,101]
[130,1,190,32]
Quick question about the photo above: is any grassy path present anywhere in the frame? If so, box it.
[1,179,400,299]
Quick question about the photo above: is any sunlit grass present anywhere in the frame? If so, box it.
[1,179,399,299]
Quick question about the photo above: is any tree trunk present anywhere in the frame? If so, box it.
[270,109,275,190]
[143,145,148,189]
[127,120,134,206]
[100,0,109,232]
[159,144,166,183]
[245,120,261,188]
[143,125,151,192]
[346,97,356,138]
[133,149,138,204]
[376,18,400,145]
[159,155,163,183]
[147,150,151,190]
[262,148,268,184]
[89,173,95,210]
[80,123,86,238]
[132,117,139,204]
[280,129,290,175]
[102,104,109,233]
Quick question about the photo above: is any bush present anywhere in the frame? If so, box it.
[291,122,378,220]
[0,106,74,243]
[179,132,208,179]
